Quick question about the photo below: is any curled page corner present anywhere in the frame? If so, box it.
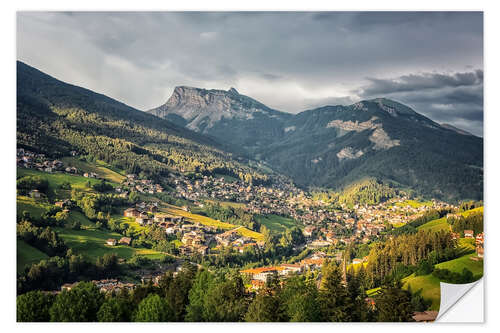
[436,278,484,322]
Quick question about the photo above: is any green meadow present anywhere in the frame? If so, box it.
[17,167,104,199]
[417,217,449,232]
[436,253,483,276]
[255,214,301,233]
[54,226,164,261]
[395,200,433,208]
[17,240,49,273]
[60,157,125,183]
[402,273,441,310]
[417,206,483,232]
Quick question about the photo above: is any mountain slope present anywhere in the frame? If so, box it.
[148,89,483,201]
[147,86,291,152]
[261,98,483,201]
[16,61,270,184]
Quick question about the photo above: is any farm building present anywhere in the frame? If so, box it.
[119,237,132,246]
[106,239,117,246]
[124,208,140,217]
[464,230,474,238]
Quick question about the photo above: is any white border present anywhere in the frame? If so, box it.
[2,0,498,332]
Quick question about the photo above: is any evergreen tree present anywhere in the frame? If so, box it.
[97,297,132,322]
[374,282,414,322]
[185,270,214,322]
[17,290,55,322]
[49,282,104,322]
[318,261,349,321]
[245,291,281,322]
[133,294,174,322]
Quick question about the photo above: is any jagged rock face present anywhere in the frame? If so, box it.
[148,86,288,133]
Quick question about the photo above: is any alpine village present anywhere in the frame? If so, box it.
[16,61,483,322]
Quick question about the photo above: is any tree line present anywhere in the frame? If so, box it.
[17,261,425,322]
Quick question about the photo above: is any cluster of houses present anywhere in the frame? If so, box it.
[240,252,328,291]
[354,198,454,229]
[17,148,66,173]
[122,203,262,256]
[61,279,135,293]
[16,148,104,178]
[119,174,164,195]
[105,237,132,247]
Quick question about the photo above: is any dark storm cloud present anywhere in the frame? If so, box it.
[356,71,483,135]
[17,11,483,135]
[359,70,483,96]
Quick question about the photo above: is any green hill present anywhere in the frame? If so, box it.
[54,226,164,261]
[17,61,270,185]
[17,240,49,273]
[418,206,484,232]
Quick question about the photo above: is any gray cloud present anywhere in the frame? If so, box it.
[17,11,483,135]
[356,71,483,136]
[359,70,483,95]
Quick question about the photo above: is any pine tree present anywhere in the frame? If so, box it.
[318,261,349,321]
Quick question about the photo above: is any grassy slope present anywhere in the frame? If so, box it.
[417,206,484,232]
[17,195,51,216]
[17,168,104,200]
[402,248,484,311]
[395,200,433,208]
[161,203,264,241]
[60,157,125,183]
[435,253,483,276]
[17,195,163,262]
[402,273,441,310]
[417,217,449,232]
[55,226,164,261]
[17,240,49,273]
[255,214,300,233]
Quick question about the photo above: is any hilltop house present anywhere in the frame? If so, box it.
[119,237,132,246]
[136,217,151,226]
[464,230,474,238]
[124,208,140,218]
[106,239,117,246]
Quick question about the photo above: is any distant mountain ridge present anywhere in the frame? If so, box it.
[148,87,483,201]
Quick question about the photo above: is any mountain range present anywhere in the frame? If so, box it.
[16,61,483,201]
[148,86,483,201]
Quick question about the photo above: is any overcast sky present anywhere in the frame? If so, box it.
[17,11,483,136]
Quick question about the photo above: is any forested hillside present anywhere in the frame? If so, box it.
[16,61,269,184]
